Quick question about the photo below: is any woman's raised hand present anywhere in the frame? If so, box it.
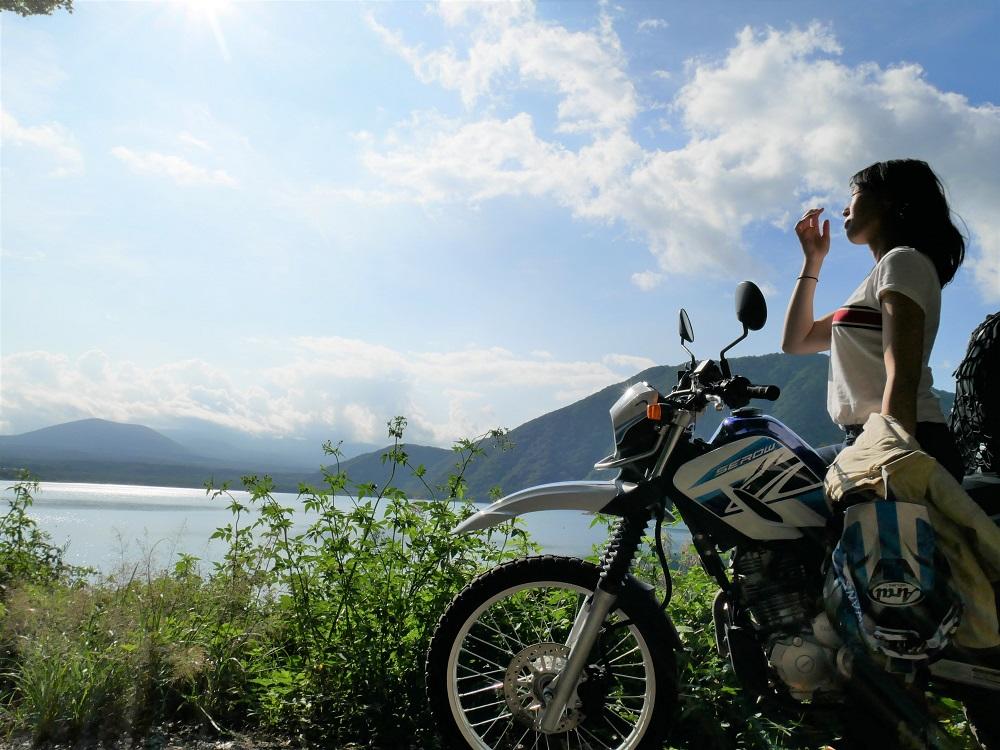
[794,207,830,264]
[783,207,833,355]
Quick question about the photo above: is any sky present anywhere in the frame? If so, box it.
[2,0,999,451]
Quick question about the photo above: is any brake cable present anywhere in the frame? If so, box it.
[654,506,673,612]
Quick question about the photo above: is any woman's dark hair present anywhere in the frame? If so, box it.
[850,159,966,286]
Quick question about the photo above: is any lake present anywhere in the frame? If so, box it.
[2,481,690,574]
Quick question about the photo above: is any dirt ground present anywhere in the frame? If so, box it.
[0,727,371,750]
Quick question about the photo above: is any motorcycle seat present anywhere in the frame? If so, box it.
[963,472,1000,523]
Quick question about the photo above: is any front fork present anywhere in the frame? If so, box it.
[538,512,649,733]
[539,588,619,732]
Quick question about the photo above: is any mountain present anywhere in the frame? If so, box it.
[1,355,957,495]
[157,424,377,468]
[344,354,892,500]
[0,419,325,490]
[0,419,197,463]
[339,352,957,500]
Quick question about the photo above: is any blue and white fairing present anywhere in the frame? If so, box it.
[673,413,830,541]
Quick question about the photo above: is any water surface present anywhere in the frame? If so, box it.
[4,481,689,574]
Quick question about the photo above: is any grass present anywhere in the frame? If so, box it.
[0,420,980,748]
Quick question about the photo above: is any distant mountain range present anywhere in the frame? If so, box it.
[338,352,953,498]
[0,418,375,490]
[1,353,955,499]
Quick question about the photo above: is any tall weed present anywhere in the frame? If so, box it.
[0,421,528,746]
[0,473,88,589]
[206,418,532,745]
[0,429,973,748]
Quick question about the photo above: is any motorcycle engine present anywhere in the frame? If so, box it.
[730,546,845,700]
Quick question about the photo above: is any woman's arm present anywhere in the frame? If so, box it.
[880,290,924,436]
[782,308,834,354]
[782,207,833,354]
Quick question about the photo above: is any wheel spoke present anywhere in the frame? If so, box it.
[607,645,641,664]
[514,724,533,749]
[613,672,648,682]
[466,631,511,658]
[458,662,504,679]
[574,727,596,750]
[431,560,671,750]
[484,610,528,651]
[609,660,644,671]
[605,630,633,655]
[464,697,509,714]
[605,702,642,731]
[579,723,616,749]
[470,711,514,729]
[459,646,509,673]
[491,716,515,745]
[459,681,504,699]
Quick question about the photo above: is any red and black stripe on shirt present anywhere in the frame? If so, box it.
[832,304,882,331]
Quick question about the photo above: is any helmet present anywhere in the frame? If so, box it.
[951,311,1000,473]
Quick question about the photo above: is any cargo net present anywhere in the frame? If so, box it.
[950,311,1000,473]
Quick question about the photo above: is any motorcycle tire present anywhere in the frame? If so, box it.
[425,555,677,750]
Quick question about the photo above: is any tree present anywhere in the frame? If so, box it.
[0,0,72,16]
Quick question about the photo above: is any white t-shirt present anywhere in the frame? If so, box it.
[827,247,945,426]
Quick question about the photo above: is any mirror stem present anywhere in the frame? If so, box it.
[681,343,696,369]
[719,325,749,378]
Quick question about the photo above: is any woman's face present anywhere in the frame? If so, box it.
[842,185,884,246]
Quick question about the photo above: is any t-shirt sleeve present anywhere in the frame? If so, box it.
[873,249,940,315]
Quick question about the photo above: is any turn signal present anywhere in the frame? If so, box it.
[646,404,663,421]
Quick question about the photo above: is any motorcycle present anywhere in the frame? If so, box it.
[425,281,1000,750]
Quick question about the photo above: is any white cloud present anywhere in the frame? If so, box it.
[342,403,379,443]
[111,146,237,188]
[631,270,663,291]
[663,23,1000,297]
[362,14,1000,301]
[637,19,668,33]
[178,131,211,150]
[431,1,533,30]
[367,1,637,134]
[603,353,657,372]
[1,340,657,446]
[360,113,643,214]
[1,109,83,177]
[0,246,47,263]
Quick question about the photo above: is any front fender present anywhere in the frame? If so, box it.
[454,479,638,534]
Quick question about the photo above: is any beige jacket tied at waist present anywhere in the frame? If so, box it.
[824,412,1000,649]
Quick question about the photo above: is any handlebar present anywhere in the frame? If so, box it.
[747,384,780,401]
[668,372,780,411]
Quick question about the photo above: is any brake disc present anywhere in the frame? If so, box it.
[503,642,585,733]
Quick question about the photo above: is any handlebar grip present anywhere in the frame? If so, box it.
[747,384,780,401]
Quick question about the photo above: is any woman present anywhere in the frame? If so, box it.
[781,158,966,480]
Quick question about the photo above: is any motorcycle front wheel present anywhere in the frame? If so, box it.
[425,555,677,750]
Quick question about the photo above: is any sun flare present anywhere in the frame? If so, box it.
[174,0,234,23]
[170,0,236,61]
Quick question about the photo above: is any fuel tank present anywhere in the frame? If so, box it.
[673,411,831,541]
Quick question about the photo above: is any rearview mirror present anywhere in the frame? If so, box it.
[735,281,767,332]
[679,309,694,343]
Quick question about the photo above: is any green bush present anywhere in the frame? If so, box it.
[0,420,531,746]
[0,472,88,590]
[0,428,977,748]
[202,418,533,745]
